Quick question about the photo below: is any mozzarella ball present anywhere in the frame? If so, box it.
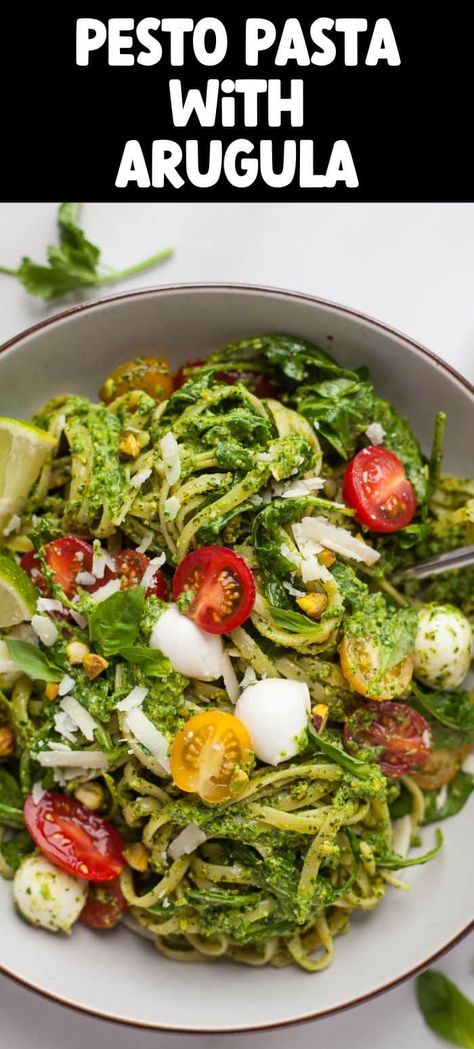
[235,679,311,766]
[414,603,472,690]
[13,853,87,933]
[149,604,224,681]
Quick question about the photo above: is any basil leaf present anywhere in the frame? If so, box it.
[423,772,474,824]
[0,829,34,872]
[89,587,145,656]
[0,768,22,808]
[416,970,474,1049]
[269,606,321,634]
[377,828,443,869]
[4,640,62,682]
[121,645,172,677]
[307,722,373,780]
[413,684,474,740]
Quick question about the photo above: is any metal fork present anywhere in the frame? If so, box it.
[398,543,474,581]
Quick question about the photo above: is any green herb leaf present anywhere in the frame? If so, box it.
[416,970,474,1048]
[0,768,22,809]
[377,828,443,869]
[423,772,474,824]
[0,829,34,872]
[121,645,172,677]
[307,722,373,779]
[89,587,145,656]
[269,606,321,634]
[1,204,173,302]
[413,684,474,741]
[4,640,63,682]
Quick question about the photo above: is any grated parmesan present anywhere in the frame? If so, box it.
[365,422,386,446]
[116,686,148,712]
[60,697,99,742]
[160,432,181,485]
[31,614,58,647]
[168,824,207,861]
[89,578,121,603]
[35,748,108,770]
[130,467,152,489]
[297,516,380,566]
[125,708,171,774]
[164,496,181,521]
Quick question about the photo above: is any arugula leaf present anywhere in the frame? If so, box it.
[416,970,474,1048]
[0,769,24,829]
[0,829,34,872]
[121,645,172,677]
[423,772,474,824]
[371,398,427,502]
[307,722,374,780]
[295,374,375,459]
[4,640,62,682]
[0,203,173,302]
[89,587,145,656]
[413,684,474,741]
[376,828,443,869]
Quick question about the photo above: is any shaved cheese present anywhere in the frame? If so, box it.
[435,785,448,811]
[280,542,300,565]
[462,752,474,774]
[125,707,171,774]
[297,516,380,566]
[221,653,240,704]
[130,467,152,489]
[282,580,305,598]
[58,674,75,697]
[292,523,323,559]
[168,824,207,861]
[391,815,412,859]
[36,597,67,614]
[300,558,332,584]
[75,571,96,587]
[31,782,46,805]
[136,532,153,554]
[164,496,180,521]
[3,513,21,536]
[240,666,258,689]
[35,749,108,769]
[92,549,115,579]
[160,431,181,485]
[31,614,58,647]
[60,697,99,742]
[277,477,325,499]
[89,578,121,603]
[141,553,166,591]
[54,710,78,743]
[70,609,88,629]
[116,686,148,712]
[365,422,386,445]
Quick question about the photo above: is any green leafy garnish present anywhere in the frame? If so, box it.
[88,586,145,656]
[0,829,34,872]
[416,970,474,1048]
[268,606,323,634]
[307,722,373,780]
[423,772,474,824]
[4,640,63,682]
[121,645,172,677]
[376,828,443,869]
[0,203,173,302]
[0,768,24,829]
[413,683,474,742]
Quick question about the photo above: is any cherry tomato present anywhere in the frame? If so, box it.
[22,537,93,599]
[170,710,252,803]
[339,634,414,701]
[343,447,417,532]
[100,356,173,405]
[174,359,275,397]
[80,878,127,928]
[343,701,431,776]
[90,549,168,600]
[173,546,256,635]
[410,746,470,790]
[24,792,125,881]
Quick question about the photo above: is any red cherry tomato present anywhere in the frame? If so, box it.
[24,792,125,881]
[343,702,431,776]
[342,447,417,533]
[90,549,168,600]
[173,545,256,635]
[80,878,127,928]
[21,537,93,599]
[174,359,275,398]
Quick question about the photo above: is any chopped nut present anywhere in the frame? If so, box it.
[83,653,109,680]
[66,640,90,665]
[74,782,105,811]
[296,592,328,618]
[311,703,329,734]
[318,549,336,567]
[0,726,15,756]
[124,843,150,872]
[118,433,142,459]
[44,682,59,702]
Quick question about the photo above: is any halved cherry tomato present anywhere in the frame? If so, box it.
[80,878,127,928]
[410,746,470,790]
[96,549,168,600]
[173,546,256,635]
[170,710,252,803]
[343,447,417,532]
[21,537,93,600]
[24,792,125,881]
[339,634,414,701]
[100,356,173,405]
[174,359,275,398]
[343,701,431,776]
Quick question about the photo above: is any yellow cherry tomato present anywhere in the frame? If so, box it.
[170,710,252,804]
[339,635,414,701]
[100,356,173,404]
[411,745,469,790]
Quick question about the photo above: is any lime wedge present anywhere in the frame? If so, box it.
[0,552,38,628]
[0,418,56,533]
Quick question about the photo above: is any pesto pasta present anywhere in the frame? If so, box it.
[0,334,472,969]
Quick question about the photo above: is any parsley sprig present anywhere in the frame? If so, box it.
[0,203,173,301]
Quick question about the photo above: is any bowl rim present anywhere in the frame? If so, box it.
[0,280,472,1034]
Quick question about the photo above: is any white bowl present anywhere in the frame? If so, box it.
[0,283,472,1033]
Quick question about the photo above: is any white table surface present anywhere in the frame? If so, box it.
[0,202,472,1047]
